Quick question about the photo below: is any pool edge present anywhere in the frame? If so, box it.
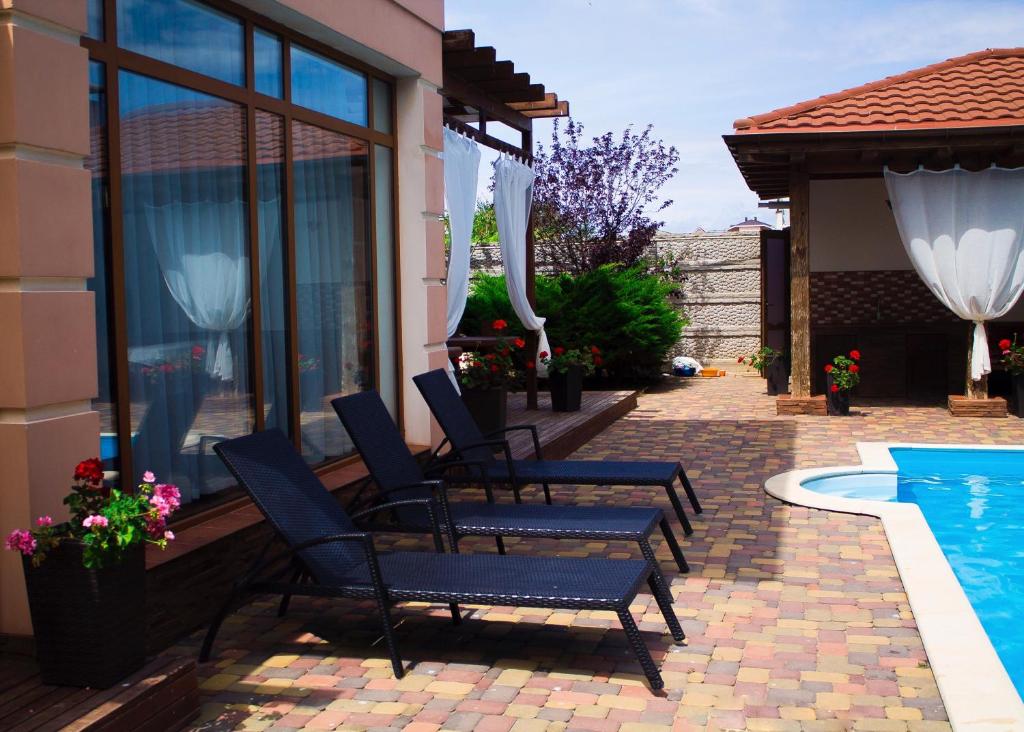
[764,442,1024,732]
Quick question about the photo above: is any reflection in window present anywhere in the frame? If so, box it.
[256,111,289,434]
[117,0,244,85]
[254,29,283,99]
[372,78,392,134]
[291,45,367,126]
[86,61,118,471]
[292,121,373,462]
[118,70,252,503]
[87,0,104,40]
[374,145,397,417]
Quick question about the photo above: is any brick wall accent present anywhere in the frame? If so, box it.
[810,270,957,326]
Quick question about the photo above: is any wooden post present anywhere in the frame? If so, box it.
[965,325,989,398]
[789,167,811,398]
[523,126,539,409]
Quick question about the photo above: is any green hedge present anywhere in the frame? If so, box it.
[460,265,686,381]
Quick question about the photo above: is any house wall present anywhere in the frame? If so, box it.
[0,0,445,636]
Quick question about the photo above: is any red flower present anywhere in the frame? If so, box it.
[849,349,861,361]
[591,346,601,355]
[737,356,745,363]
[830,384,839,393]
[849,364,860,374]
[490,364,500,373]
[73,457,104,484]
[514,338,526,349]
[526,360,535,370]
[539,351,549,359]
[501,348,511,357]
[491,319,507,331]
[485,353,496,360]
[824,364,834,373]
[554,346,565,356]
[594,356,603,366]
[999,339,1012,351]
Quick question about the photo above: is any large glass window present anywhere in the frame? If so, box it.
[119,70,253,503]
[117,0,244,85]
[82,0,396,509]
[291,45,368,126]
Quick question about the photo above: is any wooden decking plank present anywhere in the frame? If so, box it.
[0,676,52,721]
[7,687,96,732]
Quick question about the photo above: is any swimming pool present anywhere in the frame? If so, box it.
[803,447,1024,700]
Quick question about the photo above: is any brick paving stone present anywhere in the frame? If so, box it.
[173,376,1003,730]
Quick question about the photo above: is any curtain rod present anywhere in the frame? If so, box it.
[444,117,533,164]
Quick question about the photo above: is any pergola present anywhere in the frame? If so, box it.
[440,29,570,407]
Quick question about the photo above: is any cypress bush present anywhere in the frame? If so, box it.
[460,265,686,381]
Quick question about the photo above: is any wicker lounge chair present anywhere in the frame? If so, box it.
[413,369,703,535]
[200,428,685,689]
[332,390,689,573]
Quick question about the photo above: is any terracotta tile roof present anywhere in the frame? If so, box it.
[733,48,1024,134]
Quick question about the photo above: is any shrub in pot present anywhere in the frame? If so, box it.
[455,319,527,436]
[541,345,600,412]
[5,461,181,688]
[999,337,1024,417]
[738,346,787,395]
[824,350,861,416]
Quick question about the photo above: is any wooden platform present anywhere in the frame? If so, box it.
[776,394,827,415]
[0,653,198,731]
[948,395,1007,418]
[504,390,638,459]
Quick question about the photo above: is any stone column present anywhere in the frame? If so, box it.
[0,1,98,635]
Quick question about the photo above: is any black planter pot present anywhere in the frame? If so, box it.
[826,373,850,416]
[461,386,507,436]
[1012,373,1024,418]
[764,360,789,396]
[22,541,146,688]
[550,365,584,412]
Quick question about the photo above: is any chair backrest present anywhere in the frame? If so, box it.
[213,429,366,583]
[412,369,495,463]
[332,391,429,504]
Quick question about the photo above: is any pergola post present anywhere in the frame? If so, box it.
[788,166,812,398]
[523,127,539,409]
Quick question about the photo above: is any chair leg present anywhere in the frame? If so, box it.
[375,597,405,678]
[199,584,243,663]
[278,567,304,617]
[495,535,507,555]
[663,483,694,536]
[639,540,685,644]
[541,483,552,504]
[659,518,689,573]
[679,470,702,514]
[616,608,664,690]
[448,602,462,626]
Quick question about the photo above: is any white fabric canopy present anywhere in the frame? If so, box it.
[884,166,1024,381]
[443,127,481,338]
[494,155,550,376]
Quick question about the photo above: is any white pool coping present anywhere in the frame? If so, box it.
[764,442,1024,732]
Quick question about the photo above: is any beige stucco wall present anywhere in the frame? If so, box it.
[0,0,445,635]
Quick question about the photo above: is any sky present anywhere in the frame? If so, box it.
[445,0,1024,233]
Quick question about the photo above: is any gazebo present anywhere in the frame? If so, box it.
[725,48,1024,415]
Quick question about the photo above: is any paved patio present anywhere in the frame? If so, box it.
[180,374,1024,731]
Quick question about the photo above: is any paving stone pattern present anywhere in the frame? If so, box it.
[178,375,1024,731]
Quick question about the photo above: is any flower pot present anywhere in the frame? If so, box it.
[1012,373,1024,418]
[22,541,146,688]
[550,365,584,412]
[765,360,788,396]
[461,386,507,437]
[826,373,850,416]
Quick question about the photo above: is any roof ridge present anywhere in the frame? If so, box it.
[733,47,1024,131]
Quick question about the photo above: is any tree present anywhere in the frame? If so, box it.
[532,118,679,275]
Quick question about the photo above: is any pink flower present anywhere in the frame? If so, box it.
[82,515,108,530]
[145,516,166,539]
[153,484,181,512]
[142,470,156,483]
[164,530,175,541]
[5,530,36,556]
[36,516,52,527]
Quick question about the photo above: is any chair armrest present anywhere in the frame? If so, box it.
[351,497,447,552]
[485,424,543,460]
[425,459,497,502]
[441,439,520,502]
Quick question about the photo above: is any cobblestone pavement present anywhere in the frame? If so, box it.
[180,375,1024,731]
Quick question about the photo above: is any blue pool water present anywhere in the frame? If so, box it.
[804,447,1024,698]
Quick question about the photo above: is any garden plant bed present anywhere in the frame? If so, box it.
[775,394,827,415]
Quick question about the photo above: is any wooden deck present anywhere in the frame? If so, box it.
[0,653,198,732]
[503,390,638,459]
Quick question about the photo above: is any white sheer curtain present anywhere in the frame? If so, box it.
[494,155,550,375]
[443,127,481,337]
[884,166,1024,381]
[144,200,251,381]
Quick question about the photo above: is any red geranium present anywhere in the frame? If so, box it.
[526,361,535,369]
[554,346,565,356]
[591,346,601,355]
[594,356,603,366]
[849,350,861,361]
[849,364,860,374]
[490,364,499,373]
[514,338,526,349]
[737,356,744,363]
[1000,338,1013,352]
[824,364,834,373]
[830,384,839,393]
[491,319,507,331]
[73,458,104,484]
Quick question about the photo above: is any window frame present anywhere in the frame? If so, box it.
[82,0,402,518]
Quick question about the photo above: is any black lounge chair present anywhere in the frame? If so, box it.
[201,428,685,689]
[331,390,689,573]
[413,369,703,535]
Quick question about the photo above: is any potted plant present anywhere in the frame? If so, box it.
[739,346,787,395]
[5,461,180,688]
[1000,337,1024,417]
[824,349,861,415]
[456,319,526,435]
[541,346,600,412]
